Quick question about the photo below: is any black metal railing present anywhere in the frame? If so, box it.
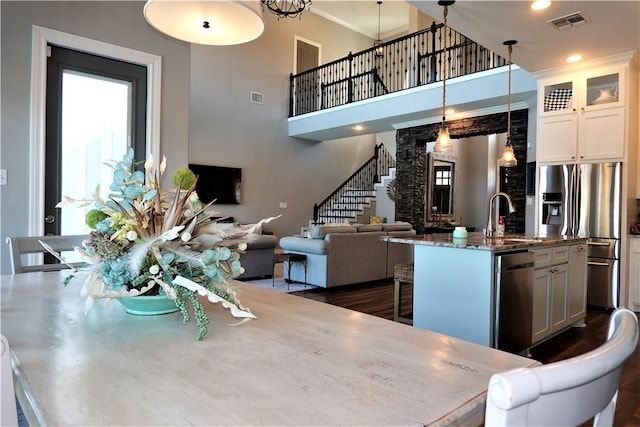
[290,22,506,117]
[313,143,394,224]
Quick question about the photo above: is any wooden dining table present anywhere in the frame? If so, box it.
[1,271,536,426]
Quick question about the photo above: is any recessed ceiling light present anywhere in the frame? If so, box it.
[445,108,456,115]
[566,54,583,63]
[531,1,551,10]
[353,125,364,131]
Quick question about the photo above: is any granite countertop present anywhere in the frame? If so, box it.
[382,232,587,251]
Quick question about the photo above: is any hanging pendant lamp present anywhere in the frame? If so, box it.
[374,1,384,58]
[143,0,264,46]
[498,40,518,167]
[433,0,454,154]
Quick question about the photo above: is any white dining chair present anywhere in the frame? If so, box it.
[1,334,18,427]
[485,308,638,427]
[5,235,87,274]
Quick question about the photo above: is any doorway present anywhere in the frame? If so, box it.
[294,36,321,115]
[29,26,161,243]
[45,45,147,237]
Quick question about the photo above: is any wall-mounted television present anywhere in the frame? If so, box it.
[188,164,242,205]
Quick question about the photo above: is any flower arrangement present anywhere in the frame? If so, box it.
[51,148,279,340]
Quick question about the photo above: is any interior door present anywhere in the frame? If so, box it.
[45,45,147,238]
[295,39,320,115]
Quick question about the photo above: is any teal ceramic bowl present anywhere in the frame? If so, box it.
[117,295,179,316]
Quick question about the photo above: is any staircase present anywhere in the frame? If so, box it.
[304,143,394,233]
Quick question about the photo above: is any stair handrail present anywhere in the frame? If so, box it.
[290,22,506,117]
[313,143,394,224]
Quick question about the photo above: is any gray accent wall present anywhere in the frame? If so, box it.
[188,11,377,238]
[0,1,378,274]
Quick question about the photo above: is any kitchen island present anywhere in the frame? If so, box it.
[382,232,588,352]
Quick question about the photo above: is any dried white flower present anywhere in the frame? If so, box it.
[181,232,192,242]
[149,264,160,275]
[238,243,248,251]
[126,230,138,241]
[144,154,154,172]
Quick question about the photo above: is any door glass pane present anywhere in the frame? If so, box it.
[60,70,131,237]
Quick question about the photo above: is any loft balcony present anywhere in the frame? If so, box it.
[288,23,537,142]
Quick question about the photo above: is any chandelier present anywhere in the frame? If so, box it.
[498,40,518,167]
[433,0,454,153]
[261,0,311,19]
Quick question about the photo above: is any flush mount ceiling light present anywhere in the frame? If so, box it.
[374,1,384,58]
[531,0,551,10]
[433,0,454,154]
[498,40,518,168]
[261,0,310,19]
[566,54,583,63]
[143,0,264,46]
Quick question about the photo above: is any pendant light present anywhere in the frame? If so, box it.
[498,40,518,167]
[433,1,454,154]
[143,0,264,46]
[261,0,311,19]
[374,1,384,58]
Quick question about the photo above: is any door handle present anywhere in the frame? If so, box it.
[587,241,611,247]
[45,215,56,224]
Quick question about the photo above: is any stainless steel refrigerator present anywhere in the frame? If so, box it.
[538,162,621,308]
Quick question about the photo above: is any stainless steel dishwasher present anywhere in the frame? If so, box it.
[494,250,535,354]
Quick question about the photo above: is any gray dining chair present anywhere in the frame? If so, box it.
[485,308,638,426]
[5,235,87,274]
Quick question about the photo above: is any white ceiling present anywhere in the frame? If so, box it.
[310,1,640,73]
[310,1,413,39]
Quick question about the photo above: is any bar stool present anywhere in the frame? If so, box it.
[393,262,413,325]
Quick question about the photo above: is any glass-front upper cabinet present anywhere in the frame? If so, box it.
[541,80,574,114]
[539,65,625,116]
[585,72,620,107]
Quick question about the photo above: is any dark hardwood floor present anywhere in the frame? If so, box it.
[291,280,640,426]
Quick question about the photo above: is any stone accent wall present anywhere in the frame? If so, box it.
[395,110,528,234]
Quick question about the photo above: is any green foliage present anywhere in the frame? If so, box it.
[85,209,108,229]
[172,167,196,190]
[107,147,150,212]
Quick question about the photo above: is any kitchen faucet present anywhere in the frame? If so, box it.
[486,192,516,237]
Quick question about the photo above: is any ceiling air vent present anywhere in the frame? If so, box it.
[250,91,264,104]
[548,12,589,31]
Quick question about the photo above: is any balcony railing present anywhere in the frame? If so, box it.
[289,22,507,117]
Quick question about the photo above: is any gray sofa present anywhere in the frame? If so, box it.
[279,222,415,288]
[237,234,278,280]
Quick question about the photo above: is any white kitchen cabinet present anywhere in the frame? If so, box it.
[568,243,588,324]
[536,62,628,163]
[532,267,552,343]
[628,237,640,312]
[531,245,586,344]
